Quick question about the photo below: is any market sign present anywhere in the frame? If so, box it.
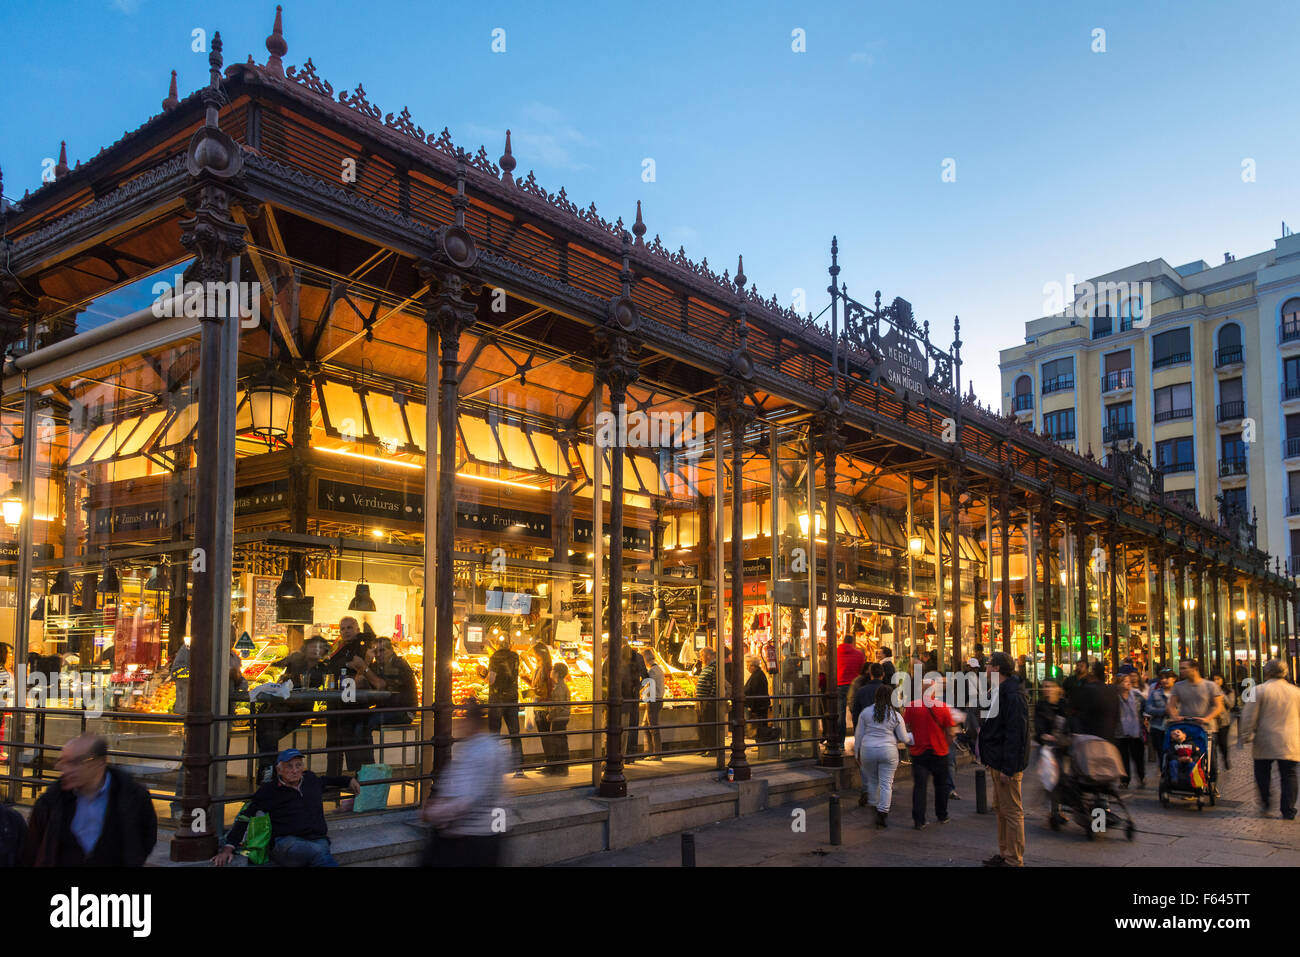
[875,325,928,400]
[457,502,551,538]
[236,479,289,515]
[0,542,55,561]
[815,586,904,615]
[317,479,423,522]
[572,519,651,551]
[1129,458,1151,504]
[91,504,167,536]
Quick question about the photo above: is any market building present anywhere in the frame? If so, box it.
[0,9,1294,861]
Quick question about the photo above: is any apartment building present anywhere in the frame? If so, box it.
[999,231,1300,571]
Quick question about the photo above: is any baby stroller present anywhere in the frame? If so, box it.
[1158,720,1215,810]
[1050,733,1136,841]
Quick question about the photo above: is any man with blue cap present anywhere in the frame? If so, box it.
[212,749,358,867]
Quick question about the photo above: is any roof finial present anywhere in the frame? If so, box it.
[632,200,646,247]
[54,141,69,180]
[162,70,180,111]
[735,254,746,289]
[209,30,224,88]
[265,5,287,75]
[498,129,516,183]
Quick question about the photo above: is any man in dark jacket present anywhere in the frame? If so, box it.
[212,748,358,867]
[0,802,27,867]
[25,733,157,867]
[977,653,1030,867]
[1071,661,1121,742]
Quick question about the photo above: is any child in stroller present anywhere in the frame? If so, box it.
[1158,720,1214,808]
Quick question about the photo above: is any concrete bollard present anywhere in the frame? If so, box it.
[829,793,842,845]
[681,832,696,867]
[975,768,989,814]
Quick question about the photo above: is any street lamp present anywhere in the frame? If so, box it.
[245,363,297,442]
[1,481,22,527]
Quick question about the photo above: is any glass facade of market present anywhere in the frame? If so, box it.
[1,29,1294,860]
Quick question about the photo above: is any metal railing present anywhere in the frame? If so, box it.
[1284,380,1300,401]
[1101,369,1134,392]
[1290,556,1300,575]
[1216,400,1245,422]
[1102,422,1135,443]
[1160,459,1195,474]
[1154,407,1193,423]
[1218,456,1248,477]
[1287,497,1300,517]
[1281,320,1300,344]
[1215,345,1243,367]
[1013,393,1034,412]
[1047,429,1075,442]
[1285,436,1300,459]
[1042,374,1074,395]
[1153,351,1191,369]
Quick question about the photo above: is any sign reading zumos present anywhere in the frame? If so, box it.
[875,325,928,399]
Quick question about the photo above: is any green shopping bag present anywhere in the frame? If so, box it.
[352,763,392,813]
[237,810,272,866]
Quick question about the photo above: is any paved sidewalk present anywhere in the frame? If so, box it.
[564,741,1300,867]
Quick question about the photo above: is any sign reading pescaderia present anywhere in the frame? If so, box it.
[317,479,423,522]
[875,325,929,399]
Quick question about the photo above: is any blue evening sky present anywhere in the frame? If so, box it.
[2,0,1296,402]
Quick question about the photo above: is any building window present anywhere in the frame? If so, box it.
[1288,473,1300,517]
[1043,408,1075,442]
[1215,323,1243,367]
[1119,296,1143,331]
[1156,436,1194,474]
[1167,487,1197,511]
[1286,413,1300,458]
[1092,304,1113,339]
[1153,382,1193,422]
[1220,432,1247,475]
[1286,356,1300,401]
[1283,298,1300,343]
[1152,328,1191,369]
[1221,486,1248,521]
[1013,375,1033,412]
[1103,402,1134,443]
[1217,377,1244,423]
[1041,357,1074,395]
[1102,351,1133,392]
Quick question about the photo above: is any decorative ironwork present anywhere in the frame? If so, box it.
[385,106,425,141]
[338,83,381,121]
[285,58,333,98]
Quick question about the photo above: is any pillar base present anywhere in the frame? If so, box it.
[169,831,218,862]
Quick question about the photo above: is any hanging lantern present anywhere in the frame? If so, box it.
[97,563,122,594]
[246,363,297,441]
[275,565,303,600]
[349,582,376,612]
[1,481,22,527]
[908,535,925,557]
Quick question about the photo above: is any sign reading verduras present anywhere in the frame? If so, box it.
[317,479,424,522]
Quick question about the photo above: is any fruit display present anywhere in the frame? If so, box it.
[664,671,696,700]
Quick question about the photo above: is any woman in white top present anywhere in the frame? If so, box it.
[856,684,913,827]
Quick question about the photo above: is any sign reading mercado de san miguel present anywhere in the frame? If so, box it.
[876,324,929,399]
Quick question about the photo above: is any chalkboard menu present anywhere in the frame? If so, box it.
[252,576,279,637]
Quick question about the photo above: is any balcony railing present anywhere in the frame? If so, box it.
[1288,497,1300,517]
[1042,375,1075,395]
[1013,393,1034,412]
[1153,351,1191,369]
[1291,556,1300,575]
[1214,345,1243,367]
[1119,317,1135,332]
[1103,423,1135,443]
[1092,320,1113,339]
[1218,456,1248,477]
[1160,460,1195,474]
[1216,400,1246,423]
[1101,369,1134,392]
[1284,380,1300,401]
[1286,436,1300,459]
[1281,320,1300,344]
[1154,407,1193,423]
[1047,430,1076,443]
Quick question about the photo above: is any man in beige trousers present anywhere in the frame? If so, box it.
[1239,659,1300,820]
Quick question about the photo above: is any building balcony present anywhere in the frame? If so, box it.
[1102,423,1135,444]
[1218,456,1248,478]
[1284,380,1300,402]
[1216,400,1246,424]
[1286,436,1300,460]
[1042,375,1074,396]
[1153,407,1193,424]
[1152,352,1191,370]
[1288,497,1300,517]
[1101,369,1134,394]
[1290,556,1300,575]
[1047,430,1075,443]
[1160,460,1195,474]
[1281,320,1300,345]
[1012,393,1034,414]
[1214,345,1244,369]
